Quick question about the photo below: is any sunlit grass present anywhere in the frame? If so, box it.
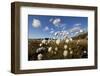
[28,38,88,60]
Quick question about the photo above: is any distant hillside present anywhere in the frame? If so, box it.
[29,32,88,40]
[72,32,88,40]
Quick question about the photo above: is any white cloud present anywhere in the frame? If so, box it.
[52,18,61,26]
[70,26,81,32]
[49,28,54,34]
[51,28,54,31]
[70,23,82,32]
[74,23,81,27]
[80,29,83,33]
[49,18,53,22]
[44,26,49,31]
[68,23,88,37]
[32,19,41,28]
[50,30,54,34]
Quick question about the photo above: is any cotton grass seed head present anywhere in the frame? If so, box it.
[64,45,67,49]
[45,43,48,45]
[55,47,58,51]
[54,51,57,54]
[42,39,46,44]
[69,38,73,41]
[39,43,42,47]
[77,40,80,44]
[77,40,80,42]
[65,39,69,43]
[69,48,71,50]
[84,50,87,53]
[56,39,60,45]
[48,40,51,43]
[63,50,68,57]
[48,47,52,52]
[36,47,46,53]
[37,53,43,60]
[70,50,73,54]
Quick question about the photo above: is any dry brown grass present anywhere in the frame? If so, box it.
[28,39,88,60]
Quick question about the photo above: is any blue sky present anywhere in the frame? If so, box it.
[28,15,88,39]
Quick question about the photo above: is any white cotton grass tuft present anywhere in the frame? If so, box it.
[64,45,67,50]
[84,50,87,53]
[63,50,68,57]
[70,50,73,54]
[42,39,46,44]
[45,43,48,45]
[36,47,46,53]
[39,43,42,47]
[78,40,80,42]
[48,40,51,43]
[77,40,80,44]
[65,39,69,43]
[56,39,60,45]
[69,38,73,41]
[55,47,58,51]
[37,53,43,60]
[69,48,71,50]
[54,51,57,54]
[63,35,67,39]
[54,31,59,36]
[48,47,52,52]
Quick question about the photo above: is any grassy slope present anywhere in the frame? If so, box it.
[28,32,88,60]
